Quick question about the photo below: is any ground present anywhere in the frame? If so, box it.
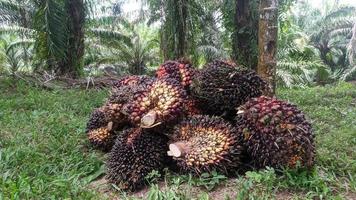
[0,79,355,200]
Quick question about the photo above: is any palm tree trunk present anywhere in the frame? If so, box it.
[59,0,85,78]
[318,46,337,72]
[159,0,169,61]
[232,0,258,69]
[257,0,278,96]
[176,0,188,59]
[19,6,29,69]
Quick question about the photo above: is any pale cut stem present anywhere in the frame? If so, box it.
[237,110,244,114]
[107,121,113,131]
[141,111,157,127]
[168,142,190,158]
[167,151,174,156]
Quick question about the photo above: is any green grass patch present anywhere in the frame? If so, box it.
[0,79,355,199]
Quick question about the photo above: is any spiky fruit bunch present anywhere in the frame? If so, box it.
[109,76,154,105]
[191,60,268,118]
[101,103,126,124]
[86,104,125,131]
[106,128,170,191]
[124,78,186,128]
[168,115,243,174]
[236,96,315,169]
[86,108,107,133]
[86,103,128,151]
[156,60,195,88]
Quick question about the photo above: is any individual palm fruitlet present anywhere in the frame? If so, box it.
[191,60,268,119]
[235,96,315,169]
[168,115,243,174]
[106,128,170,192]
[156,60,195,89]
[124,78,186,128]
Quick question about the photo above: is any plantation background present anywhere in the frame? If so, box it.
[0,0,356,199]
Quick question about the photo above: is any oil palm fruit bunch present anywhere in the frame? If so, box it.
[156,60,195,89]
[86,108,108,133]
[167,115,243,174]
[109,75,154,105]
[86,103,128,151]
[101,103,127,124]
[106,128,170,192]
[107,76,154,128]
[235,96,315,169]
[124,78,187,128]
[191,60,268,119]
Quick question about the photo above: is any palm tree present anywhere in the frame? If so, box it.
[309,6,356,72]
[221,0,258,68]
[146,0,189,60]
[0,35,34,76]
[0,0,87,78]
[86,19,159,75]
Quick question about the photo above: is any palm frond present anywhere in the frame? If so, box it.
[0,0,23,22]
[340,64,356,80]
[276,68,294,88]
[6,39,34,54]
[347,22,356,65]
[0,25,35,36]
[311,17,355,43]
[34,0,68,59]
[277,55,328,87]
[88,28,131,46]
[197,45,227,62]
[328,27,352,38]
[324,6,356,21]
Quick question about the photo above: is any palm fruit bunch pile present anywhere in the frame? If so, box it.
[84,59,315,192]
[235,96,315,169]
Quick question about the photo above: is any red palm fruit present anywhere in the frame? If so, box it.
[236,96,315,169]
[109,75,154,105]
[87,127,116,151]
[112,75,152,90]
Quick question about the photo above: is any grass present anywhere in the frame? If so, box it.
[0,79,355,199]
